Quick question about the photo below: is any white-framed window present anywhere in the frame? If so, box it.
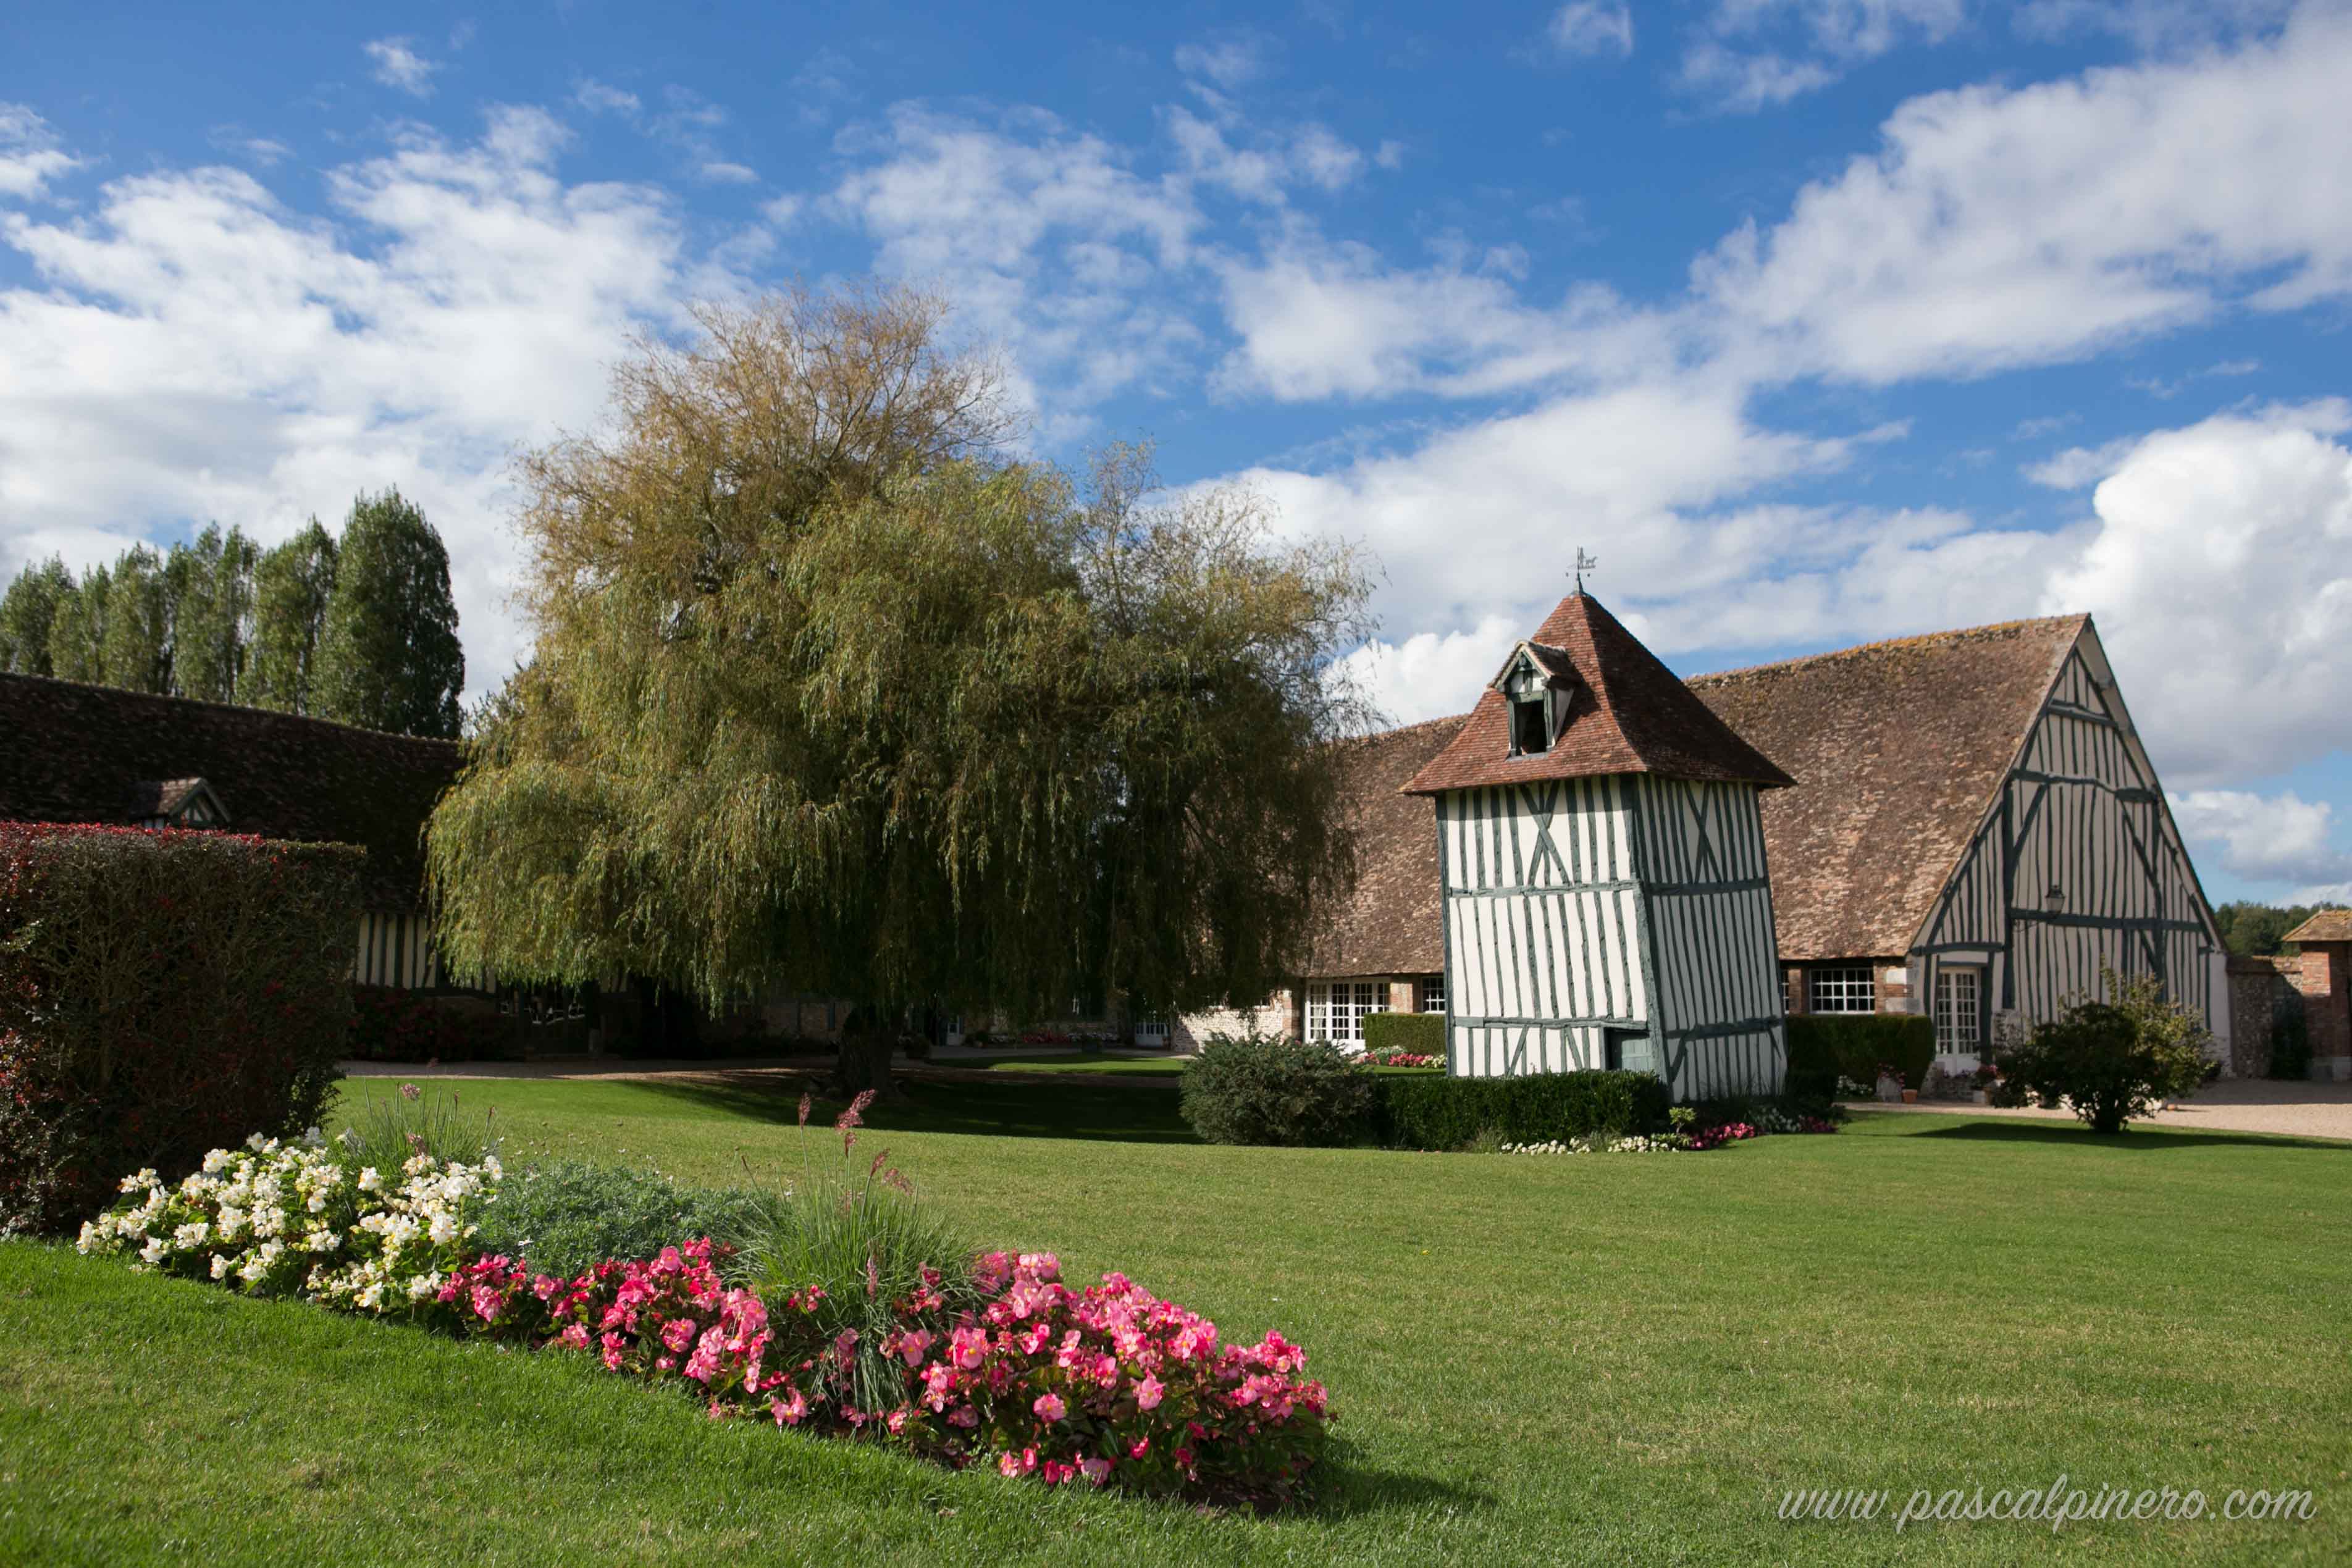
[1134,1017,1170,1045]
[1417,974,1446,1014]
[1306,980,1388,1043]
[1807,966,1877,1015]
[1934,968,1981,1052]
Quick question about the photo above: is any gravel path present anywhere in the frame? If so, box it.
[1846,1076,2352,1142]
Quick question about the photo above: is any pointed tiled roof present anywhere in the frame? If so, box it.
[1403,592,1794,795]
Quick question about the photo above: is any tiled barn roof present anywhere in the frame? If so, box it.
[1404,592,1794,795]
[1304,714,1461,978]
[1686,614,2085,960]
[1325,613,2090,976]
[0,673,464,912]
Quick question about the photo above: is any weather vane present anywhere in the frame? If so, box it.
[1573,548,1598,593]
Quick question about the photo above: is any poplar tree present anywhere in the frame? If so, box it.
[240,520,339,715]
[99,546,174,693]
[427,285,1372,1091]
[312,489,464,738]
[169,525,260,703]
[0,556,72,676]
[48,564,110,684]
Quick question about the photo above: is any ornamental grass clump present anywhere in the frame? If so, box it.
[737,1091,986,1415]
[474,1159,791,1283]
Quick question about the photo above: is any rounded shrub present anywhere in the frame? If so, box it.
[1178,1030,1374,1147]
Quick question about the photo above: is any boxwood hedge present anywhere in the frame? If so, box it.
[1374,1069,1670,1151]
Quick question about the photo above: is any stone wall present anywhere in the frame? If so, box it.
[1173,991,1294,1055]
[2227,954,2303,1078]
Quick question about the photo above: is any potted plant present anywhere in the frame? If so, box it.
[1875,1062,1905,1103]
[1971,1062,2002,1105]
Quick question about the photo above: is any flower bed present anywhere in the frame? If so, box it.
[77,1099,1330,1507]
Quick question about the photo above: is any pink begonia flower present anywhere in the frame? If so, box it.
[1135,1375,1165,1411]
[949,1326,988,1370]
[885,1408,908,1435]
[1080,1457,1112,1486]
[1040,1460,1072,1486]
[896,1328,933,1367]
[1033,1392,1067,1423]
[1127,1436,1150,1459]
[997,1453,1023,1479]
[1018,1322,1051,1356]
[772,1386,808,1427]
[947,1405,979,1428]
[556,1323,589,1351]
[661,1317,696,1354]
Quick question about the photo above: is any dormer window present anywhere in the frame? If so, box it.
[1503,656,1555,757]
[1511,693,1551,755]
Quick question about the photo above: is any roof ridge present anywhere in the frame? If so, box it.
[1684,613,2088,688]
[0,670,465,752]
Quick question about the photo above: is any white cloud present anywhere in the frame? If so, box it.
[1335,613,1522,726]
[1679,0,1967,111]
[2041,400,2352,785]
[364,37,441,98]
[1694,7,2352,380]
[206,127,292,167]
[0,106,698,696]
[1237,373,1878,645]
[2014,0,2302,50]
[573,80,641,117]
[2024,436,2138,488]
[1550,2,1636,58]
[0,104,80,199]
[2169,789,2352,887]
[825,106,1206,413]
[1678,44,1838,111]
[1211,234,1671,401]
[699,161,758,185]
[1174,37,1271,90]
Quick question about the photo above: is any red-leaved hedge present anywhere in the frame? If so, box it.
[0,823,362,1233]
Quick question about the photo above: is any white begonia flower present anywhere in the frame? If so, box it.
[427,1212,459,1246]
[175,1222,209,1248]
[211,1254,232,1280]
[306,1193,327,1214]
[201,1149,229,1174]
[238,1254,266,1283]
[302,1126,324,1147]
[358,1168,380,1193]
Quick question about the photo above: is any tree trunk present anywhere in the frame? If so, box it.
[833,1008,901,1100]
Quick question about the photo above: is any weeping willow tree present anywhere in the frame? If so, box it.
[427,285,1375,1090]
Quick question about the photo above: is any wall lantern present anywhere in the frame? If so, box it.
[2045,883,2067,915]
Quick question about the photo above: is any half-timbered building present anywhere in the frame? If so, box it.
[1687,613,2230,1073]
[1208,610,2233,1078]
[1400,592,1795,1099]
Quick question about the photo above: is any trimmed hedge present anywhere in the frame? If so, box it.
[0,823,361,1233]
[1362,1010,1443,1056]
[1374,1070,1670,1151]
[1785,1012,1936,1097]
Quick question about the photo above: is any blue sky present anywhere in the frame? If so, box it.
[4,1,2350,905]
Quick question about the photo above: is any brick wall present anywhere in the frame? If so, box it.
[2285,943,2350,1064]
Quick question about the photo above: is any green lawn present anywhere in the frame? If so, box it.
[5,1073,2348,1566]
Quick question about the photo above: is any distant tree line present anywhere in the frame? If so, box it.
[2214,901,2345,957]
[0,489,464,739]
